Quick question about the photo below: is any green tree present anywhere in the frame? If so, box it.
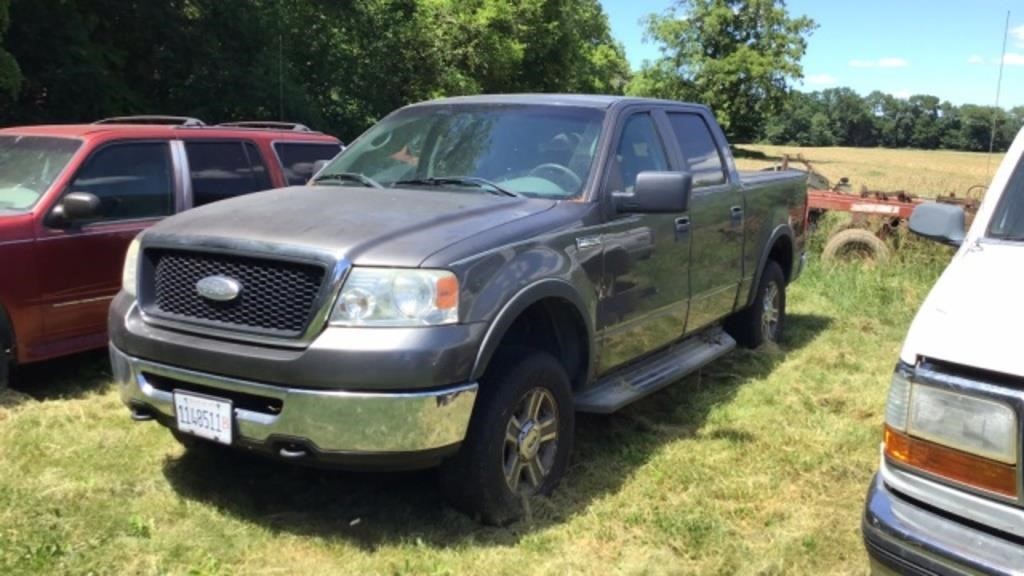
[0,0,18,101]
[628,0,816,141]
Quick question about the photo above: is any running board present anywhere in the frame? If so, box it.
[575,328,737,414]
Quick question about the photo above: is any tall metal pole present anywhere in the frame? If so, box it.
[987,10,1010,178]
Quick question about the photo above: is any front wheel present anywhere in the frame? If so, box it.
[726,260,787,348]
[438,349,574,525]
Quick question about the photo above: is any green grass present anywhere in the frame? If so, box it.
[0,241,952,575]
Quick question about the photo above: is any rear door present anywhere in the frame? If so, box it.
[35,140,176,351]
[182,140,273,207]
[272,141,344,186]
[596,109,692,372]
[664,111,744,331]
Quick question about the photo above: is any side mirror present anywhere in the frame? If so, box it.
[909,202,965,247]
[615,171,692,213]
[50,192,101,227]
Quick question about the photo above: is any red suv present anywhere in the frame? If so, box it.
[0,116,343,386]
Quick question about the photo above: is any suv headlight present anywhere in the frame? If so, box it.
[883,364,1018,497]
[122,237,141,298]
[329,268,458,327]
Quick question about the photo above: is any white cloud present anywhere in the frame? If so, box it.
[967,54,985,65]
[849,57,909,69]
[805,73,837,86]
[892,90,912,100]
[1004,53,1024,66]
[1011,24,1024,46]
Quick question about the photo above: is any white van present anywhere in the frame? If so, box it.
[862,131,1024,574]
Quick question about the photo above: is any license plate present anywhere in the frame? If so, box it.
[174,390,233,445]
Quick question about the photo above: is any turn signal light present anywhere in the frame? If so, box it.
[885,424,1017,498]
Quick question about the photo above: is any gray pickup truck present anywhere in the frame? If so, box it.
[109,94,807,524]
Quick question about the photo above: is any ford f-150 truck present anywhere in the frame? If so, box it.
[862,126,1024,574]
[109,95,807,524]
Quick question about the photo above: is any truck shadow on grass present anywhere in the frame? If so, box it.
[161,313,831,549]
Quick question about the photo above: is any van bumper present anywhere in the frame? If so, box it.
[862,471,1024,576]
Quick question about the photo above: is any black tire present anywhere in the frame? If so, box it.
[821,228,890,264]
[438,349,574,525]
[726,260,786,348]
[0,320,12,391]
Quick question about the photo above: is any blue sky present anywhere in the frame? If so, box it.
[601,0,1024,108]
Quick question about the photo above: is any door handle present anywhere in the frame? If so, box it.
[674,216,690,239]
[729,205,743,225]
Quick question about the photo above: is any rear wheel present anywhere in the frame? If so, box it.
[438,349,574,525]
[726,260,786,348]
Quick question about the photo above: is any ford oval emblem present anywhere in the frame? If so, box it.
[196,275,242,302]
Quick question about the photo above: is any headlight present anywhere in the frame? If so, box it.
[122,237,141,297]
[329,268,458,327]
[883,365,1019,497]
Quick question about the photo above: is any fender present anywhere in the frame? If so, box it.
[470,278,596,382]
[744,224,795,309]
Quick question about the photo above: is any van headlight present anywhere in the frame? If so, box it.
[121,237,141,298]
[329,268,458,327]
[883,364,1018,497]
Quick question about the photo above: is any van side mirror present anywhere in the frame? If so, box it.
[909,202,965,247]
[615,171,692,213]
[50,192,101,227]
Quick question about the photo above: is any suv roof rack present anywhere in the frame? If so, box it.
[94,115,206,127]
[217,121,313,132]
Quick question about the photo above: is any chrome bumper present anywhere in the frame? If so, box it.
[863,457,1024,575]
[110,344,478,458]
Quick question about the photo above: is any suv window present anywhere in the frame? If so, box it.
[988,156,1024,240]
[185,141,272,206]
[667,113,726,187]
[607,113,670,195]
[68,142,173,221]
[274,142,342,186]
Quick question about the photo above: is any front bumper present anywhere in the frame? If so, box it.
[863,466,1024,575]
[111,344,478,469]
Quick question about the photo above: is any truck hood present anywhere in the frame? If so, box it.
[901,241,1024,377]
[0,210,34,244]
[143,185,556,267]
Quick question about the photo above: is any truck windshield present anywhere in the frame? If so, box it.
[0,135,82,210]
[988,157,1024,241]
[316,104,604,199]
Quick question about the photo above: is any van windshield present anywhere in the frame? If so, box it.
[315,104,604,199]
[0,135,82,210]
[988,157,1024,241]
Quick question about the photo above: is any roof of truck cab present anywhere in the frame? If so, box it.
[0,123,342,142]
[409,93,710,111]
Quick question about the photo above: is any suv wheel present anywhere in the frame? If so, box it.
[727,260,786,348]
[0,322,12,390]
[439,349,574,525]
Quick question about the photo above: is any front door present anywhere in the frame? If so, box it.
[665,112,744,332]
[597,111,691,372]
[34,141,175,356]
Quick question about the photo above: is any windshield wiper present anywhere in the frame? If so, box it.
[394,176,521,198]
[313,172,384,189]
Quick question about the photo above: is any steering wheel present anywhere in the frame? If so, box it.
[528,163,582,190]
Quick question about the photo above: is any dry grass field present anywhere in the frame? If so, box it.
[0,146,990,575]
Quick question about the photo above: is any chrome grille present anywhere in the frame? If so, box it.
[143,249,326,337]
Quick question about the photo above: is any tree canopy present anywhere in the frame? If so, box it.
[0,0,629,140]
[628,0,816,141]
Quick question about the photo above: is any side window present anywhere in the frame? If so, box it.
[607,113,669,195]
[273,142,343,186]
[68,142,173,222]
[185,141,272,207]
[667,113,727,187]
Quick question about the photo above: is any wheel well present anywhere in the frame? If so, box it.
[768,235,793,283]
[487,298,589,391]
